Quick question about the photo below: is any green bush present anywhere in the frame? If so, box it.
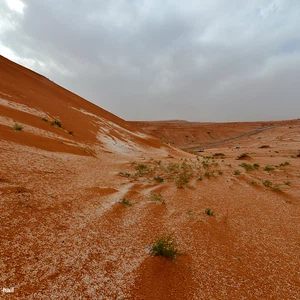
[13,123,23,131]
[149,234,181,259]
[205,208,214,216]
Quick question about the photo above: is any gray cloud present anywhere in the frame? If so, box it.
[1,0,300,121]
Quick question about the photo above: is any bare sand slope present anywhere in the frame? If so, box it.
[1,57,299,299]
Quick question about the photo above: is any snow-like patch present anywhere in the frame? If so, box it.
[0,97,48,118]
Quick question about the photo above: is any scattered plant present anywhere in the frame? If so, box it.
[154,176,164,183]
[239,163,254,171]
[120,197,132,207]
[263,180,272,187]
[150,193,165,204]
[279,161,290,167]
[284,181,291,186]
[205,208,214,216]
[51,120,62,127]
[264,165,275,171]
[13,123,23,131]
[149,234,181,259]
[233,170,241,175]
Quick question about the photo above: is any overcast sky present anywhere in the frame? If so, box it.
[1,0,300,121]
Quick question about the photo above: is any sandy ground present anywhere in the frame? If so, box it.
[0,56,299,299]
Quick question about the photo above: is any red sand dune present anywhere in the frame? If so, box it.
[0,56,299,299]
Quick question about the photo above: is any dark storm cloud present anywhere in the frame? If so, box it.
[1,0,300,121]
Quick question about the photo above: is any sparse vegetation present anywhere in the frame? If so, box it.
[120,197,132,207]
[217,170,223,175]
[51,120,62,127]
[264,165,275,171]
[13,123,23,131]
[279,161,290,167]
[272,184,282,192]
[263,180,272,187]
[284,181,291,186]
[41,117,48,122]
[234,170,241,175]
[118,172,130,177]
[149,234,181,259]
[154,176,164,183]
[150,193,165,204]
[253,163,260,169]
[68,131,73,135]
[239,163,254,171]
[205,208,214,216]
[175,171,192,188]
[248,180,258,185]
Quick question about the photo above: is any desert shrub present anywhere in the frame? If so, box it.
[51,120,62,127]
[150,193,165,204]
[118,172,130,177]
[272,184,282,192]
[175,172,192,188]
[248,180,258,185]
[284,181,291,186]
[233,170,241,175]
[264,165,275,171]
[68,131,73,135]
[217,170,223,175]
[154,176,164,183]
[239,163,254,171]
[253,163,260,169]
[263,180,272,187]
[149,234,181,259]
[202,161,210,169]
[205,208,214,216]
[279,161,290,167]
[13,123,23,131]
[41,117,48,122]
[120,197,132,207]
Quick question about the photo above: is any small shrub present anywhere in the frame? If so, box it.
[118,172,130,177]
[149,234,181,259]
[263,180,272,187]
[264,165,275,171]
[205,208,214,216]
[154,176,164,183]
[150,193,165,204]
[234,170,241,175]
[204,171,213,178]
[272,184,282,192]
[248,180,258,185]
[13,123,23,131]
[68,131,73,135]
[175,172,191,188]
[217,170,223,175]
[239,163,254,171]
[279,161,290,167]
[198,176,203,181]
[41,117,48,122]
[120,197,132,207]
[51,120,62,127]
[202,161,210,169]
[284,181,291,186]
